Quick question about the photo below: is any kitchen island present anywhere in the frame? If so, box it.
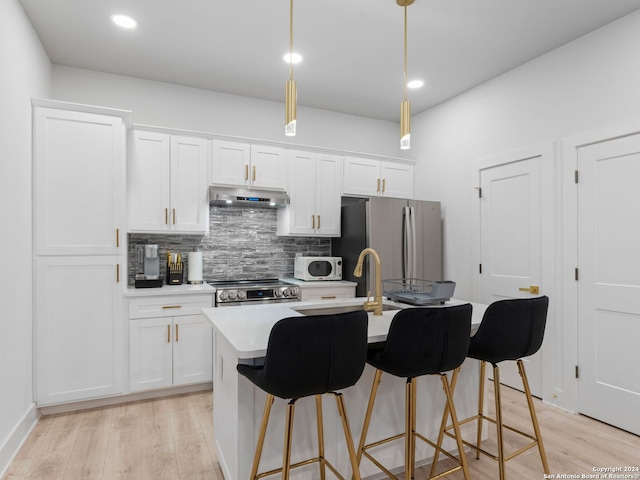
[202,298,487,480]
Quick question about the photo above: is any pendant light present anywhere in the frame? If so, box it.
[398,0,414,150]
[285,0,297,136]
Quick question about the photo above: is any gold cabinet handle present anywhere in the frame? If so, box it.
[244,165,249,181]
[162,305,182,309]
[377,178,381,192]
[172,208,176,225]
[518,285,540,294]
[165,208,169,225]
[252,165,256,181]
[382,179,386,193]
[175,324,179,342]
[311,215,315,229]
[116,264,120,283]
[167,324,171,343]
[321,295,337,300]
[317,215,320,229]
[116,228,120,248]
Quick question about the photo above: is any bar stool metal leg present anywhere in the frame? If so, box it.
[518,359,550,475]
[316,395,327,480]
[354,369,383,472]
[250,394,275,480]
[440,373,471,480]
[493,365,506,480]
[476,360,486,460]
[334,392,363,480]
[404,378,414,480]
[282,399,297,480]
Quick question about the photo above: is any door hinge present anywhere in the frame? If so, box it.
[575,170,579,184]
[479,264,482,274]
[575,365,579,379]
[575,268,579,281]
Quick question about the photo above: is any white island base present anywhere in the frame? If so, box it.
[203,298,487,480]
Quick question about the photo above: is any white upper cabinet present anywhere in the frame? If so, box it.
[129,130,209,234]
[343,156,414,199]
[277,151,342,237]
[211,140,287,191]
[34,107,126,256]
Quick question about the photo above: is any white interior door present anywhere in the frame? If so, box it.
[478,152,544,395]
[576,133,640,435]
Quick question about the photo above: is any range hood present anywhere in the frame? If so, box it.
[209,185,290,208]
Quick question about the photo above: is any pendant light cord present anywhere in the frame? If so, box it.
[403,3,408,102]
[289,0,294,82]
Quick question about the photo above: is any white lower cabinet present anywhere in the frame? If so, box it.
[128,294,213,392]
[36,256,124,406]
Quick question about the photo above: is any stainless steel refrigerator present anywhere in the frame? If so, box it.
[331,197,442,298]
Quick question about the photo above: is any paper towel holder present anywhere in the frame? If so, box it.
[187,251,204,284]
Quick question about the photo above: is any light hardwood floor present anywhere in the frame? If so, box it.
[3,385,640,480]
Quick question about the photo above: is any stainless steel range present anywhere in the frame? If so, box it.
[209,279,300,306]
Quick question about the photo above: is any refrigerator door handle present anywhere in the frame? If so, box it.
[410,206,418,280]
[403,206,411,278]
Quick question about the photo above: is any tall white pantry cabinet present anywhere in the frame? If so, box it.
[33,101,129,406]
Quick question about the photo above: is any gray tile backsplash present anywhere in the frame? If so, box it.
[128,204,331,285]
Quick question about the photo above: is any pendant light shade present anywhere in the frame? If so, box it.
[398,0,414,150]
[285,0,297,136]
[285,79,297,136]
[400,99,410,150]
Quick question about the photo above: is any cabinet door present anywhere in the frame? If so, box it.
[36,256,124,405]
[380,161,414,199]
[343,156,381,197]
[129,131,171,232]
[279,151,317,235]
[211,140,250,187]
[315,154,342,236]
[130,317,174,392]
[34,107,126,255]
[250,145,287,190]
[173,314,213,386]
[170,136,209,233]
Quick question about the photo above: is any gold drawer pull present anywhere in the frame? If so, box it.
[162,305,182,309]
[321,295,337,300]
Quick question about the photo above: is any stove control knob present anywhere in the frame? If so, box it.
[281,288,289,297]
[219,291,229,301]
[290,287,299,298]
[274,289,283,297]
[237,291,246,300]
[228,291,237,300]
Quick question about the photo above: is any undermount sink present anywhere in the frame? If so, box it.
[293,303,401,316]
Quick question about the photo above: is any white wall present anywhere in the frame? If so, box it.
[411,9,640,301]
[0,0,51,474]
[52,66,406,159]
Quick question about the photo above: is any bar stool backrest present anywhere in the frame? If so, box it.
[468,296,549,364]
[247,310,369,399]
[369,304,473,378]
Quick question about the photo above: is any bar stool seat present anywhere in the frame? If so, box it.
[237,310,369,480]
[433,296,550,480]
[355,303,473,480]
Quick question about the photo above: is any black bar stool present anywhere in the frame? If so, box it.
[355,303,473,480]
[433,296,550,480]
[237,310,369,480]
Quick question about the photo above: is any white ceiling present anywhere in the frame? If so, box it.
[18,0,640,122]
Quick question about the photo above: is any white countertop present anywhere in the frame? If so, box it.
[202,298,487,359]
[125,283,215,297]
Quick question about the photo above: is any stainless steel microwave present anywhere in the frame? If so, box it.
[294,256,342,281]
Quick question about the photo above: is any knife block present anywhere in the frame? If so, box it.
[166,263,183,285]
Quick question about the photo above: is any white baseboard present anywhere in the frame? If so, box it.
[38,382,213,416]
[0,403,39,478]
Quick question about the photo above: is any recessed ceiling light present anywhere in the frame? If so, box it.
[110,14,138,29]
[407,80,424,89]
[283,53,303,64]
